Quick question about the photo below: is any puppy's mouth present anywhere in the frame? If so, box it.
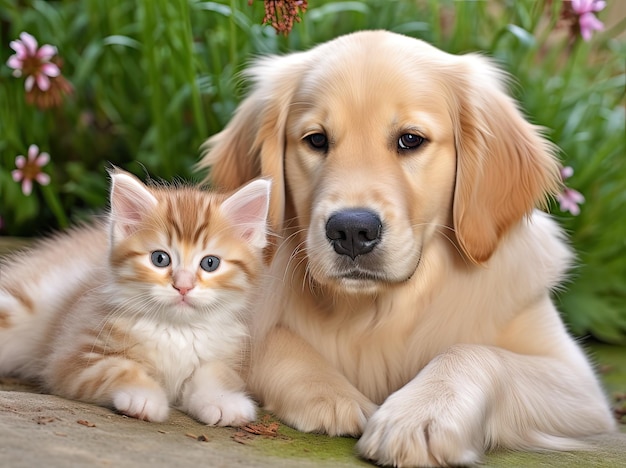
[330,255,420,285]
[325,271,387,295]
[309,246,422,293]
[332,269,388,282]
[321,265,417,295]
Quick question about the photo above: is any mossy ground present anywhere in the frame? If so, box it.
[215,342,626,466]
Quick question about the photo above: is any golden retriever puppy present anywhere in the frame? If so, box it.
[199,31,615,467]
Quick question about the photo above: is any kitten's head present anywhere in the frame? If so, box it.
[106,168,270,324]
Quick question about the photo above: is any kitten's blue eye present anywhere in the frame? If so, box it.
[200,255,220,272]
[151,251,171,268]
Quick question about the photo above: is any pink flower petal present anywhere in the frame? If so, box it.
[591,1,606,12]
[557,189,585,215]
[585,17,603,34]
[35,73,51,91]
[11,169,23,182]
[6,55,24,70]
[22,179,33,196]
[580,12,604,42]
[572,0,606,14]
[28,144,40,160]
[36,152,50,167]
[24,75,35,92]
[19,32,38,56]
[560,166,574,179]
[15,155,26,168]
[571,0,585,13]
[12,69,23,78]
[557,197,575,214]
[580,26,592,41]
[36,173,50,186]
[568,189,585,204]
[40,62,60,78]
[36,44,57,61]
[9,40,27,58]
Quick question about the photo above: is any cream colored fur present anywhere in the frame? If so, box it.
[200,30,615,466]
[0,173,271,427]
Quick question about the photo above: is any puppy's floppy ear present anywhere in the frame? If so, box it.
[198,54,306,234]
[452,56,561,264]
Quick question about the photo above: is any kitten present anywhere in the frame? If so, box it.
[0,169,270,426]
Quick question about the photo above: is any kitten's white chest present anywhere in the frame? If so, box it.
[132,319,246,401]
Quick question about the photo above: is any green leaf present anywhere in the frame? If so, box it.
[504,24,536,48]
[103,35,142,49]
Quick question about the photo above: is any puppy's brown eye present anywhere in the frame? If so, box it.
[398,133,424,151]
[305,133,328,151]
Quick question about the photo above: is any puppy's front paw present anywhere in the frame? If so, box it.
[284,386,378,437]
[190,392,257,427]
[357,390,483,467]
[112,386,169,422]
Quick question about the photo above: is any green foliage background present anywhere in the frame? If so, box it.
[0,0,624,342]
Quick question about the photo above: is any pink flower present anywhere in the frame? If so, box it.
[557,166,585,215]
[571,0,606,41]
[7,32,60,92]
[557,188,585,215]
[11,145,51,196]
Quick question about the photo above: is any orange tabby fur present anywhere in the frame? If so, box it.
[0,169,270,426]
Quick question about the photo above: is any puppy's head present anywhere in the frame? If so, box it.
[200,31,561,293]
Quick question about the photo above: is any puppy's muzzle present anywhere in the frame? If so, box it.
[325,209,382,260]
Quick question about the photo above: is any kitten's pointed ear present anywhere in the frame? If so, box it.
[220,179,271,250]
[109,169,158,240]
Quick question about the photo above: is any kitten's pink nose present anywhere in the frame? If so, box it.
[174,285,194,295]
[173,270,195,296]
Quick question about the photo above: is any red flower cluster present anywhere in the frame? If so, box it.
[250,0,308,36]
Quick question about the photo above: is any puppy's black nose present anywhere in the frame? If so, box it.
[326,209,382,260]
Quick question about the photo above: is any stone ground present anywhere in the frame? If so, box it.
[1,240,625,467]
[1,346,625,468]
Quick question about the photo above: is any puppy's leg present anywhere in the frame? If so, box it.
[357,342,615,467]
[249,326,378,436]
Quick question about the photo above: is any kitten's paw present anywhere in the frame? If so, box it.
[191,392,257,427]
[112,387,170,422]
